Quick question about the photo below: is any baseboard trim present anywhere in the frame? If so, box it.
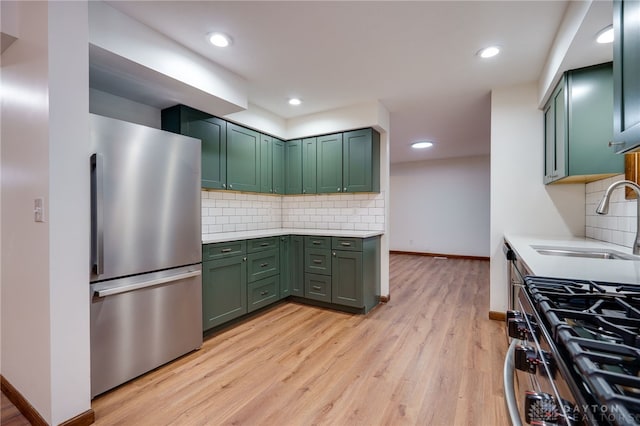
[389,250,489,261]
[59,409,95,426]
[1,375,95,426]
[379,294,390,303]
[489,311,506,321]
[1,374,47,426]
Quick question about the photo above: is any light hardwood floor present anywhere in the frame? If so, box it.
[2,254,509,425]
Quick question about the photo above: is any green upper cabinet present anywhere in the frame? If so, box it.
[161,105,227,189]
[272,138,285,195]
[260,134,273,194]
[613,0,640,153]
[285,140,302,194]
[316,133,343,193]
[227,123,261,192]
[543,63,623,184]
[343,128,380,193]
[302,137,317,194]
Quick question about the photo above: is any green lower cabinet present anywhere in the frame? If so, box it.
[331,250,363,308]
[248,275,280,313]
[279,236,291,298]
[290,236,305,297]
[247,248,279,282]
[202,254,247,331]
[305,273,332,303]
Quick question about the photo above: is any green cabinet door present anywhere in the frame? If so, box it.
[161,105,227,189]
[202,254,247,331]
[568,64,622,175]
[331,250,363,308]
[285,140,302,194]
[227,123,261,192]
[279,236,290,298]
[316,133,343,193]
[273,138,285,194]
[543,80,566,184]
[343,129,380,193]
[260,134,273,193]
[613,0,640,152]
[302,137,317,194]
[290,235,304,297]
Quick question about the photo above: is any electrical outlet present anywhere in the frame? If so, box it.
[34,197,45,222]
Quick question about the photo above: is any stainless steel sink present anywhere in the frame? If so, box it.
[531,245,637,261]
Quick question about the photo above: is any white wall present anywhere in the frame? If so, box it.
[90,88,161,128]
[489,82,586,313]
[1,1,91,424]
[389,156,490,257]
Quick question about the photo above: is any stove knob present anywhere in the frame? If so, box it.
[525,391,558,424]
[515,345,538,374]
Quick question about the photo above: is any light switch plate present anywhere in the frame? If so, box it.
[34,197,45,222]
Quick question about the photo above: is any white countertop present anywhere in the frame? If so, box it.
[203,228,384,244]
[505,234,640,285]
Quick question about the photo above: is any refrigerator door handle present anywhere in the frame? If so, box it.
[91,153,105,275]
[94,270,202,298]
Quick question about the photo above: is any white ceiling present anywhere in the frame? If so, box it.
[103,1,613,164]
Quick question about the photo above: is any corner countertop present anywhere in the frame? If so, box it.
[505,234,640,285]
[203,229,384,244]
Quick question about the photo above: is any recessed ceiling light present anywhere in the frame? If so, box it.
[477,46,500,58]
[208,32,232,47]
[288,98,302,106]
[411,141,433,149]
[596,25,614,44]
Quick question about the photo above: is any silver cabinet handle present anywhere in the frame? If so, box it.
[91,153,104,275]
[260,263,269,268]
[243,257,247,261]
[260,242,269,247]
[95,270,201,297]
[229,184,233,189]
[312,240,322,245]
[343,187,347,192]
[337,188,341,192]
[302,189,306,194]
[260,290,269,296]
[332,252,336,256]
[221,248,232,253]
[222,183,226,188]
[313,259,322,264]
[341,242,351,247]
[312,285,322,291]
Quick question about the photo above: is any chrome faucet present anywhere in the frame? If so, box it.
[596,179,640,255]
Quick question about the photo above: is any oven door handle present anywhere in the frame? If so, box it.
[504,339,523,426]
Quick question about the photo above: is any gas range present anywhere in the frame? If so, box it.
[506,276,640,425]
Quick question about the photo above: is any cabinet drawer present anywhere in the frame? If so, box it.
[305,248,331,275]
[247,249,280,282]
[305,273,331,303]
[247,237,279,253]
[331,237,362,251]
[247,275,280,313]
[304,236,331,249]
[203,241,246,261]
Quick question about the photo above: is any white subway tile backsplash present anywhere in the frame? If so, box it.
[586,174,635,248]
[201,190,386,240]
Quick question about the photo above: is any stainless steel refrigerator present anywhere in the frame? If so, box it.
[89,113,202,398]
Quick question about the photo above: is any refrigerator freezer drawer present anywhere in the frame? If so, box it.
[90,266,203,397]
